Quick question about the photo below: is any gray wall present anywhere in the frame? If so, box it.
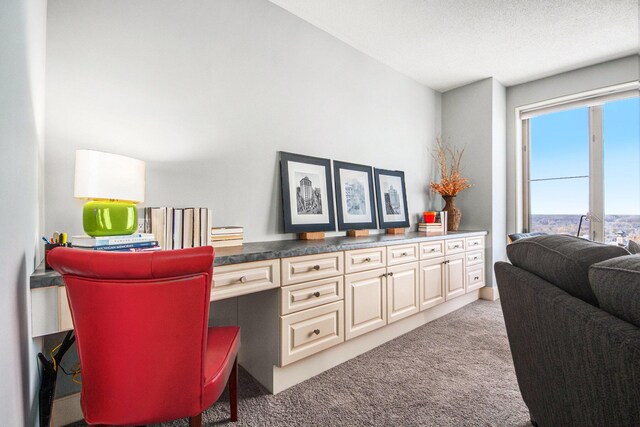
[505,55,640,234]
[45,0,441,242]
[441,78,507,286]
[0,0,47,425]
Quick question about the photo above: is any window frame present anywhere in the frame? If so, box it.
[518,82,639,241]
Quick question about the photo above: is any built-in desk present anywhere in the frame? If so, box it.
[31,230,488,393]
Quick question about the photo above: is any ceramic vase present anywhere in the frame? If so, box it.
[442,195,461,231]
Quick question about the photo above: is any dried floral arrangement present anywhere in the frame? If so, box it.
[430,137,471,197]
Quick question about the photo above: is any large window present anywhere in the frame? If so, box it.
[522,89,639,244]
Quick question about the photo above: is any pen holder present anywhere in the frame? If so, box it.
[44,243,61,271]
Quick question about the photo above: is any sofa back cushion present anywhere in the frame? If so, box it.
[507,234,629,306]
[589,255,640,327]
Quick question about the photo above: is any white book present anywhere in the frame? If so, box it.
[193,208,201,247]
[71,233,156,248]
[173,208,183,250]
[183,208,194,248]
[149,208,167,250]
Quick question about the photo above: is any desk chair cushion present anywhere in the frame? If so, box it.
[204,326,241,405]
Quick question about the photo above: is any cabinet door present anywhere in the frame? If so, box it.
[445,254,466,300]
[419,258,445,311]
[387,262,419,323]
[344,268,387,340]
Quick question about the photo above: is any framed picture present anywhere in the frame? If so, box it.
[333,161,377,231]
[280,152,336,233]
[374,168,410,229]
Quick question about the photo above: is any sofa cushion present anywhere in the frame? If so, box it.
[507,234,629,306]
[589,255,640,327]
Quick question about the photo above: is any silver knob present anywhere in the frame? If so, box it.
[239,276,247,283]
[313,329,320,335]
[313,291,320,298]
[388,271,394,277]
[313,265,321,271]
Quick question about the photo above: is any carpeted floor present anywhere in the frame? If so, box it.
[70,300,532,426]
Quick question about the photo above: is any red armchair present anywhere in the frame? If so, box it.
[47,246,240,426]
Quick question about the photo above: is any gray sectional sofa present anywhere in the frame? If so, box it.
[494,234,640,427]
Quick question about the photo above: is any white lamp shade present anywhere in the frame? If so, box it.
[74,150,146,203]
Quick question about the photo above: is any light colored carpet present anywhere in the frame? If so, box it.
[72,300,532,426]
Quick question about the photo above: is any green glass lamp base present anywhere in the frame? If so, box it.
[83,200,137,237]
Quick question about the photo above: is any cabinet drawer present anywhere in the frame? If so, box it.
[445,238,465,255]
[387,243,419,266]
[466,236,485,250]
[345,247,386,274]
[466,250,484,266]
[280,276,344,315]
[419,240,445,260]
[281,252,344,286]
[212,259,280,301]
[466,265,485,292]
[280,301,344,366]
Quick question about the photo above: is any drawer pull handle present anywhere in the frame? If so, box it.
[388,271,394,277]
[430,248,436,252]
[473,242,479,246]
[443,260,450,264]
[313,291,321,298]
[313,265,321,271]
[313,329,321,335]
[453,245,460,248]
[401,252,407,256]
[473,256,478,260]
[239,276,247,283]
[364,257,372,262]
[474,276,480,280]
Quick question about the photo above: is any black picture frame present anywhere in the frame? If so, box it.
[280,152,336,233]
[374,168,410,229]
[333,161,377,231]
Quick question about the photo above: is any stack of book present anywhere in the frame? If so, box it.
[210,226,244,248]
[142,207,213,250]
[418,211,447,234]
[71,233,160,252]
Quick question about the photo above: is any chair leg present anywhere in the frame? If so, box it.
[189,413,202,427]
[229,356,238,422]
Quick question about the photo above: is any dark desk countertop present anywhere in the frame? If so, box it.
[31,230,486,289]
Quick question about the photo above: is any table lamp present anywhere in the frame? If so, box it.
[74,150,146,237]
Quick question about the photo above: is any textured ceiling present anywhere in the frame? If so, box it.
[268,0,639,91]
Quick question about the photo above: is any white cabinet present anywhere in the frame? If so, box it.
[345,247,386,274]
[386,262,419,323]
[212,259,280,301]
[419,258,445,310]
[344,268,387,340]
[281,252,344,286]
[387,243,419,266]
[445,254,466,300]
[280,301,344,366]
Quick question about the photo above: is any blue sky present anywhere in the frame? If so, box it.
[530,97,639,215]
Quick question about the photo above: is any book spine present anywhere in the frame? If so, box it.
[92,241,159,251]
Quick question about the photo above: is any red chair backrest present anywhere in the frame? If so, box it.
[48,246,214,425]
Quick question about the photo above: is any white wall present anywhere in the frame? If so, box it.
[491,79,507,282]
[45,0,441,242]
[0,0,47,425]
[441,77,507,286]
[505,55,640,234]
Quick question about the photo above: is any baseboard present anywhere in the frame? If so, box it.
[52,392,83,426]
[479,286,499,301]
